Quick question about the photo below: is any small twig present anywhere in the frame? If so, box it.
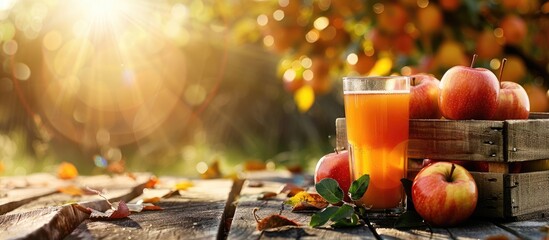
[252,208,261,223]
[86,186,114,210]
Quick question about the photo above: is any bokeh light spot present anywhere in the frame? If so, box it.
[313,16,329,31]
[283,69,296,81]
[418,0,429,8]
[196,161,208,174]
[302,69,313,81]
[373,3,384,14]
[2,39,17,55]
[300,57,312,69]
[263,35,274,47]
[94,155,108,168]
[184,84,207,106]
[43,30,62,51]
[490,58,501,70]
[96,129,111,146]
[171,3,189,22]
[278,0,289,8]
[273,10,284,21]
[13,62,31,80]
[257,14,268,26]
[107,148,122,161]
[347,53,358,65]
[494,28,504,38]
[305,30,319,43]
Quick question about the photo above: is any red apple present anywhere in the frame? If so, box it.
[422,159,474,171]
[410,74,442,119]
[439,56,500,120]
[314,150,351,200]
[492,59,530,120]
[412,162,478,227]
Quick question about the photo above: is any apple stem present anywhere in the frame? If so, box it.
[447,163,456,182]
[499,58,507,85]
[412,77,416,86]
[470,54,478,68]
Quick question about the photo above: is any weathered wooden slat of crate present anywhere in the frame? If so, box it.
[0,174,149,240]
[67,179,236,240]
[505,171,549,219]
[336,113,549,162]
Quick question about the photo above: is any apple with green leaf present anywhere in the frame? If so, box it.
[410,74,442,119]
[314,150,351,201]
[439,54,500,120]
[412,162,478,227]
[492,58,530,120]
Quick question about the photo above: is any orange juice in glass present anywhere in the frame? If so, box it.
[343,76,410,215]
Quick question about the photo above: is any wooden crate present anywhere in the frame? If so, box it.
[335,113,549,220]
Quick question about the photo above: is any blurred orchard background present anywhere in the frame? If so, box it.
[0,0,548,177]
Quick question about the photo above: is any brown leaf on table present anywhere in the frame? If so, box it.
[253,208,298,231]
[143,204,163,211]
[285,191,328,212]
[257,191,277,200]
[74,201,131,220]
[485,234,511,240]
[200,159,222,179]
[57,162,78,180]
[277,183,304,197]
[243,160,266,171]
[107,160,125,174]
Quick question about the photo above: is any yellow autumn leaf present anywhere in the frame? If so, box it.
[368,57,393,76]
[294,85,315,112]
[284,191,328,211]
[58,185,85,196]
[174,180,194,190]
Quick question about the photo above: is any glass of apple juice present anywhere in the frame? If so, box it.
[343,76,410,217]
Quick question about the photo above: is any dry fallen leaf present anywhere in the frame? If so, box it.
[257,191,277,200]
[174,180,194,190]
[107,160,125,174]
[253,208,299,231]
[74,201,131,220]
[57,162,78,180]
[285,191,328,212]
[126,203,163,212]
[201,160,222,179]
[278,183,304,197]
[243,160,266,171]
[58,185,86,196]
[142,197,161,203]
[143,204,163,211]
[145,176,159,189]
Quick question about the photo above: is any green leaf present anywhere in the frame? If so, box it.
[315,178,344,204]
[349,174,370,201]
[394,210,425,229]
[310,206,339,227]
[329,204,354,222]
[331,213,360,228]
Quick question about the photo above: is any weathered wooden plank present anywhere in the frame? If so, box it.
[0,175,149,240]
[499,220,549,240]
[507,118,549,162]
[445,220,517,239]
[505,171,549,218]
[228,180,377,240]
[0,173,67,215]
[471,172,505,218]
[66,179,234,240]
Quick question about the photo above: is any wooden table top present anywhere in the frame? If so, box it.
[1,171,547,240]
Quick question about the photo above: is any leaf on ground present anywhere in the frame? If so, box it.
[126,203,163,212]
[257,191,277,200]
[315,178,344,204]
[57,162,78,180]
[74,201,131,220]
[142,197,161,203]
[200,159,222,179]
[349,174,370,201]
[174,180,194,191]
[277,183,304,197]
[254,208,299,231]
[57,185,95,197]
[145,176,159,188]
[143,204,163,211]
[243,160,266,171]
[285,191,328,212]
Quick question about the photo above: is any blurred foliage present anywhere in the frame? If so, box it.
[1,0,549,176]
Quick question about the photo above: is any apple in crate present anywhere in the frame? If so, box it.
[410,74,442,119]
[412,162,478,227]
[492,59,530,120]
[314,150,351,200]
[439,55,500,120]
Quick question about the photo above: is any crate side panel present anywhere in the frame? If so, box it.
[471,172,505,218]
[409,120,504,161]
[505,171,549,217]
[506,119,549,162]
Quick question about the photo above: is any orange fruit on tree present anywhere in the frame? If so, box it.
[439,0,461,11]
[523,84,549,112]
[376,3,408,34]
[435,41,468,68]
[351,53,376,75]
[416,4,444,35]
[476,29,503,60]
[500,15,528,45]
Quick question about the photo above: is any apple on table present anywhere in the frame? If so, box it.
[412,162,478,227]
[439,54,500,120]
[314,150,351,201]
[410,74,442,119]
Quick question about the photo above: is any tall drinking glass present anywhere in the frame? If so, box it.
[343,76,410,215]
